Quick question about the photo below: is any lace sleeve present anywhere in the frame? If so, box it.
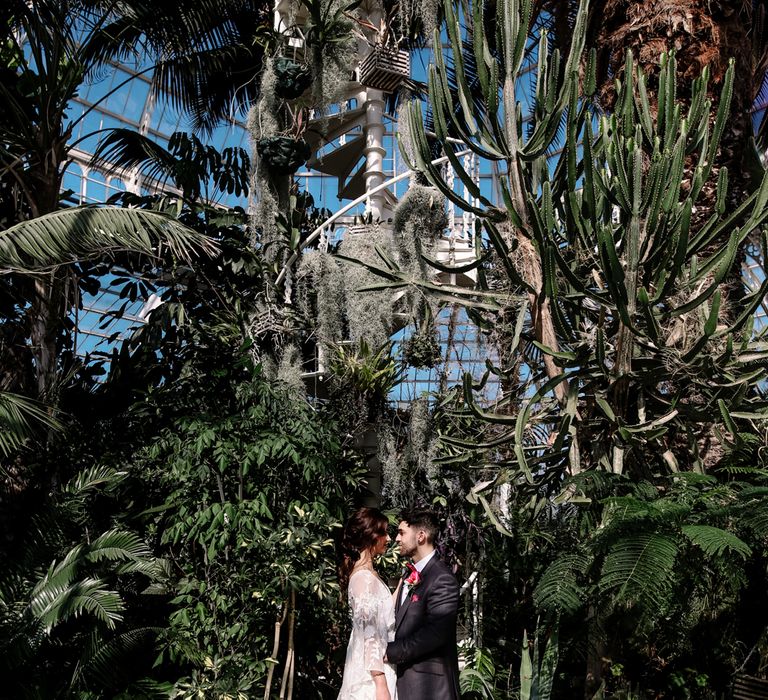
[348,572,386,674]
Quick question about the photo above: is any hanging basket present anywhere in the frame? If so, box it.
[257,136,312,176]
[358,46,410,92]
[273,57,313,100]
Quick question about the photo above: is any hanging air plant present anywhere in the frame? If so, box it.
[273,57,313,100]
[402,321,442,369]
[256,136,312,175]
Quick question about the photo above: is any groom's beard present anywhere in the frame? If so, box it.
[399,543,417,559]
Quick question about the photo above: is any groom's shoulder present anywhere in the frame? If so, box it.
[430,555,458,581]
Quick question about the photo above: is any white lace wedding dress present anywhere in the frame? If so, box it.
[338,569,397,699]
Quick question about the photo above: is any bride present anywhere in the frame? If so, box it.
[337,507,397,700]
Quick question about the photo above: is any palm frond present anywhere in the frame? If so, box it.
[85,529,153,564]
[27,528,156,633]
[89,129,181,189]
[64,465,127,496]
[90,129,251,200]
[95,0,270,133]
[735,492,768,536]
[30,577,125,632]
[74,626,163,689]
[0,206,218,271]
[599,533,678,610]
[0,391,61,458]
[681,525,752,559]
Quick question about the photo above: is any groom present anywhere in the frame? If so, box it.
[385,509,461,699]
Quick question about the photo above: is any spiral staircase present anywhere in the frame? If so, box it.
[273,0,479,292]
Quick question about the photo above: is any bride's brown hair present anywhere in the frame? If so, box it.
[338,507,389,590]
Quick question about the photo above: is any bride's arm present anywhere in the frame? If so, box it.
[348,574,391,699]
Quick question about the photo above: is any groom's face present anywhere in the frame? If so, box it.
[395,520,420,559]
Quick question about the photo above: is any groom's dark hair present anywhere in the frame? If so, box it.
[401,509,439,544]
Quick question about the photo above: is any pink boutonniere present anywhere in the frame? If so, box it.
[405,562,422,589]
[411,594,421,603]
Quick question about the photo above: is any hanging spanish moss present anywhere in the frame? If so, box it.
[381,397,440,508]
[392,183,447,279]
[309,0,359,111]
[248,59,282,259]
[295,249,346,344]
[378,421,403,503]
[398,0,441,47]
[276,342,306,396]
[338,225,396,348]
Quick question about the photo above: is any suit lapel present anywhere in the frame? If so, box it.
[395,555,438,631]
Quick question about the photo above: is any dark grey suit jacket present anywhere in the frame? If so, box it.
[386,555,461,700]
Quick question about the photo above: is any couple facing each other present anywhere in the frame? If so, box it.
[337,507,461,700]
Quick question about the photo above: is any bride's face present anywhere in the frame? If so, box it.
[373,529,391,556]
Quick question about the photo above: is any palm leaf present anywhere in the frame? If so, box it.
[30,578,125,632]
[736,493,768,536]
[85,529,153,564]
[90,129,251,200]
[681,525,752,559]
[89,129,182,189]
[0,391,61,458]
[83,0,270,134]
[64,465,127,496]
[0,206,218,271]
[599,533,678,610]
[74,626,163,689]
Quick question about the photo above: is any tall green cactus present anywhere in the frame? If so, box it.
[391,0,768,481]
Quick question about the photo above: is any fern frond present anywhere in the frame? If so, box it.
[600,533,678,610]
[736,497,768,537]
[682,525,752,559]
[534,553,591,615]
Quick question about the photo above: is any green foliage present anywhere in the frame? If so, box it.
[520,628,559,700]
[134,355,360,695]
[0,462,165,698]
[460,646,499,699]
[328,339,404,428]
[272,57,313,100]
[29,528,162,633]
[92,130,252,202]
[256,136,312,176]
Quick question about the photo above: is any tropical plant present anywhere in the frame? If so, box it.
[0,463,167,698]
[460,645,500,699]
[0,392,61,460]
[519,627,559,700]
